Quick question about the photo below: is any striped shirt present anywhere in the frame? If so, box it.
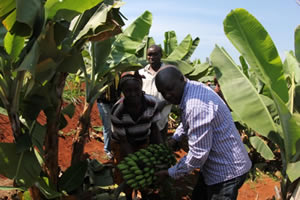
[168,80,252,185]
[111,94,161,145]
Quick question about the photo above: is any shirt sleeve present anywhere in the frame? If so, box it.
[172,122,185,141]
[151,108,161,123]
[168,107,213,179]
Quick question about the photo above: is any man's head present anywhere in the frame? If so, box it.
[155,65,186,105]
[147,45,162,68]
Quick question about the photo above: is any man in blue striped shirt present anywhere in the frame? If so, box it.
[155,66,251,200]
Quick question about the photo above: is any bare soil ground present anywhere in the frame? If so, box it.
[0,99,280,200]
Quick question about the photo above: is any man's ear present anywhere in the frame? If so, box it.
[180,74,185,81]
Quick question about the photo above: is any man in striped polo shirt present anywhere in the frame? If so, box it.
[155,66,251,200]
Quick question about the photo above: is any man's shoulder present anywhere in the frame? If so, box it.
[182,81,208,106]
[184,80,204,95]
[144,94,159,106]
[139,64,150,72]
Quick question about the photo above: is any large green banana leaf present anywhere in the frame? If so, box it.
[187,62,211,81]
[0,0,15,18]
[295,25,300,63]
[286,161,300,182]
[17,1,123,78]
[0,25,7,48]
[35,177,62,199]
[45,0,103,20]
[210,45,282,147]
[224,8,288,103]
[4,31,24,61]
[1,0,44,37]
[84,39,113,103]
[270,91,300,162]
[164,31,178,57]
[270,90,300,181]
[31,122,47,155]
[249,136,275,160]
[182,37,200,61]
[284,51,300,84]
[73,1,124,44]
[91,39,113,79]
[167,34,193,60]
[162,59,194,75]
[239,56,249,78]
[58,160,88,193]
[0,143,41,188]
[110,10,152,66]
[259,94,277,120]
[295,84,300,113]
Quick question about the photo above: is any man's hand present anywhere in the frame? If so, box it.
[155,170,169,183]
[157,100,167,111]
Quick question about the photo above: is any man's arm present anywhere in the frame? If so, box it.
[157,100,169,111]
[150,123,163,144]
[168,108,213,179]
[172,122,185,141]
[167,122,185,151]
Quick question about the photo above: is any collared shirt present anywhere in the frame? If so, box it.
[111,94,161,145]
[168,80,252,185]
[139,64,172,130]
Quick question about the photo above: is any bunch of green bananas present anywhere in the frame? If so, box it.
[117,143,177,190]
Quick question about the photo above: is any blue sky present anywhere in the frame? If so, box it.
[120,0,300,63]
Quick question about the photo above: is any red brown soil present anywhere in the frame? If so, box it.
[0,99,280,200]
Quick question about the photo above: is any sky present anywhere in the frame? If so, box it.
[119,0,300,63]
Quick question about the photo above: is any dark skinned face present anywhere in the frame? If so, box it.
[122,79,143,105]
[156,78,185,105]
[147,47,162,66]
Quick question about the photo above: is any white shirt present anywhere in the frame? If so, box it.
[139,64,172,130]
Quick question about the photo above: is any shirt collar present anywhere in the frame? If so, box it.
[179,79,190,110]
[144,63,164,75]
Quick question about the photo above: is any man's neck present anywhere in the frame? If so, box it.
[150,62,161,72]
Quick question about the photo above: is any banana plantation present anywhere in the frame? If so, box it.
[0,0,299,200]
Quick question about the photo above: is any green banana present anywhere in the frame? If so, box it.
[135,175,144,180]
[118,144,177,190]
[123,174,134,180]
[117,164,128,170]
[130,166,139,171]
[134,169,143,175]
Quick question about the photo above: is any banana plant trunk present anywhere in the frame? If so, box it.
[29,187,42,200]
[71,101,94,165]
[44,72,68,186]
[7,111,22,141]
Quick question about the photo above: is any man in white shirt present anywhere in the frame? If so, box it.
[139,45,172,140]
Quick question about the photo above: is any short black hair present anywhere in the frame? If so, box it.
[148,44,162,55]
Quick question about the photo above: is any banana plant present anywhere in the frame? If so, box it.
[162,31,215,81]
[106,16,204,77]
[210,8,300,199]
[0,0,127,198]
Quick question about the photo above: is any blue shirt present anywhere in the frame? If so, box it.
[168,80,252,185]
